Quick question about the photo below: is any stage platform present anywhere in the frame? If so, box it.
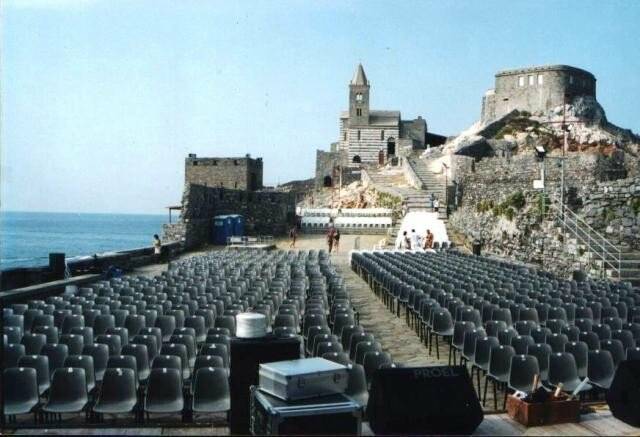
[4,409,638,435]
[227,243,276,250]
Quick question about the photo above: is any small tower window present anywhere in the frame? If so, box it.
[528,75,534,86]
[538,74,544,85]
[356,108,362,117]
[357,130,361,140]
[518,76,525,87]
[356,93,363,102]
[380,130,385,140]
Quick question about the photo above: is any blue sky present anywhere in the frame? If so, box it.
[2,0,639,214]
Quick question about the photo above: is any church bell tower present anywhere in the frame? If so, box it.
[349,63,370,127]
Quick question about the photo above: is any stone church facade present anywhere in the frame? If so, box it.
[316,64,444,188]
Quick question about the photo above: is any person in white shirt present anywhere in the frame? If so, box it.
[410,229,421,251]
[433,198,440,212]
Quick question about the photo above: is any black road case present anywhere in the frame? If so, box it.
[249,386,363,435]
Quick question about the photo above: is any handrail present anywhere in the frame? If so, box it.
[546,194,622,280]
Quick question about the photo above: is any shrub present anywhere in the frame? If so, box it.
[504,207,515,221]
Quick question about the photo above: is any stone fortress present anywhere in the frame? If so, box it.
[481,65,597,123]
[185,153,263,191]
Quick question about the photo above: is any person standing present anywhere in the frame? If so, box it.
[289,226,298,248]
[327,225,336,253]
[424,229,434,249]
[403,231,411,250]
[153,234,162,261]
[433,198,440,213]
[410,229,421,251]
[333,228,341,253]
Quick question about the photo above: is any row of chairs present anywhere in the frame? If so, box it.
[352,250,640,410]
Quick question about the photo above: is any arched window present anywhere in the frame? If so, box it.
[353,155,361,164]
[323,176,333,187]
[380,130,385,141]
[357,130,361,140]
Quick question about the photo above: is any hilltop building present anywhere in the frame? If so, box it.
[316,64,446,188]
[481,65,597,123]
[185,154,263,191]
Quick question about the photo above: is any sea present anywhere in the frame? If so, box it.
[0,211,167,270]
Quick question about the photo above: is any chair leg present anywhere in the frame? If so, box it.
[493,379,498,411]
[435,336,440,360]
[503,387,508,411]
[483,377,489,407]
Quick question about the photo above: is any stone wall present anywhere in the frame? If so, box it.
[163,184,296,248]
[185,156,263,191]
[583,177,640,248]
[448,151,631,277]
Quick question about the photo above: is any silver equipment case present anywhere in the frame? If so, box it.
[259,357,349,401]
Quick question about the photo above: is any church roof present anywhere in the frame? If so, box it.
[340,110,400,126]
[351,64,368,86]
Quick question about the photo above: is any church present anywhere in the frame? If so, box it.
[315,64,445,187]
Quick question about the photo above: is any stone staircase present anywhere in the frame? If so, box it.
[408,157,447,200]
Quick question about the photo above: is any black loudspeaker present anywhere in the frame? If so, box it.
[366,365,484,435]
[606,360,640,427]
[229,335,301,434]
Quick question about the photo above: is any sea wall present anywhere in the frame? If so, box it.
[163,184,296,248]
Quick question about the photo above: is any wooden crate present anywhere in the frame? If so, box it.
[506,395,580,427]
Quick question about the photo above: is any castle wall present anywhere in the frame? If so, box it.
[482,65,597,123]
[163,184,295,248]
[185,156,263,190]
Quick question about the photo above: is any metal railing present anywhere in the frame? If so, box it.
[547,195,622,280]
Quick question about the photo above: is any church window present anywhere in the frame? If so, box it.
[537,74,544,85]
[381,130,385,140]
[528,75,534,86]
[518,76,525,87]
[356,108,362,117]
[343,132,347,141]
[356,93,363,102]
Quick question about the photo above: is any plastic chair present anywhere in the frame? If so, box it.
[64,355,96,393]
[508,354,540,395]
[3,367,39,419]
[18,354,51,395]
[131,335,159,362]
[21,333,47,355]
[429,310,454,360]
[527,343,551,382]
[43,367,89,415]
[4,343,26,368]
[96,334,122,356]
[564,341,588,379]
[93,368,138,415]
[363,351,392,384]
[354,341,381,365]
[152,355,182,372]
[484,345,515,410]
[322,351,351,366]
[144,368,184,414]
[193,355,225,375]
[60,334,85,355]
[122,343,151,382]
[600,339,625,367]
[511,335,535,356]
[83,343,109,382]
[200,343,229,368]
[192,367,230,413]
[345,364,368,407]
[587,350,615,390]
[547,333,569,353]
[579,331,600,350]
[124,314,146,337]
[547,352,591,393]
[214,315,236,337]
[41,343,69,381]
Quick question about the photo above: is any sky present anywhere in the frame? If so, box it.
[2,0,639,215]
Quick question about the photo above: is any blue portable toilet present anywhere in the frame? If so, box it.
[214,215,234,245]
[232,215,245,237]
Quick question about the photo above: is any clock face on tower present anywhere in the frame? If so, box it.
[356,93,363,102]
